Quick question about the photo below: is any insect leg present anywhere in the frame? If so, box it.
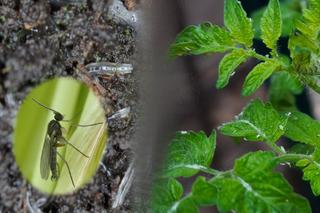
[71,122,103,127]
[56,160,61,178]
[61,121,103,127]
[58,137,89,158]
[56,151,75,188]
[61,109,83,122]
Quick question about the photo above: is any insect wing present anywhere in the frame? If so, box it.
[40,133,52,180]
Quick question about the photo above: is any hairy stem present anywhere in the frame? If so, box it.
[247,49,270,62]
[191,165,222,176]
[276,153,314,164]
[266,141,286,155]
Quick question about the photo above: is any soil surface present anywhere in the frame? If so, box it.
[0,0,138,212]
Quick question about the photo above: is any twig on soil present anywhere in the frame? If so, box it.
[123,0,137,11]
[112,162,135,209]
[107,0,138,27]
[75,65,108,97]
[26,191,43,213]
[86,62,133,76]
[107,107,131,130]
[49,0,86,7]
[75,65,114,114]
[108,107,131,121]
[99,161,112,176]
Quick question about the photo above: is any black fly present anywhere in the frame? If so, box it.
[32,98,101,188]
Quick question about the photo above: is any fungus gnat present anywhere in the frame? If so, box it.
[32,98,102,188]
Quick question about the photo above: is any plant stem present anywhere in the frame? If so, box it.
[266,142,286,155]
[247,49,270,62]
[276,153,314,163]
[198,165,222,176]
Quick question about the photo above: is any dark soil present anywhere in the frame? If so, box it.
[0,0,138,212]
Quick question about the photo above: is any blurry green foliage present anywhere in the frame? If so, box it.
[251,0,302,38]
[157,0,320,212]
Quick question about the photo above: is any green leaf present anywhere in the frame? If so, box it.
[260,0,282,51]
[296,1,320,41]
[224,0,254,47]
[251,0,301,38]
[288,143,314,155]
[294,51,320,76]
[296,149,320,196]
[295,19,320,43]
[176,197,199,213]
[219,99,287,143]
[291,51,320,94]
[288,34,318,57]
[216,48,249,89]
[169,23,233,57]
[289,0,320,61]
[242,60,279,96]
[152,178,184,213]
[285,111,320,146]
[234,151,277,175]
[268,71,303,111]
[288,0,320,57]
[152,179,200,213]
[299,75,320,94]
[163,131,216,178]
[190,176,217,206]
[210,151,311,213]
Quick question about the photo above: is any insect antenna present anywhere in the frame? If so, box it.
[32,98,61,115]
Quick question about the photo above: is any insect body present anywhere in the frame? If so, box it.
[46,120,61,182]
[32,98,99,188]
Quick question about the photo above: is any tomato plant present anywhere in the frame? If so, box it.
[152,0,320,212]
